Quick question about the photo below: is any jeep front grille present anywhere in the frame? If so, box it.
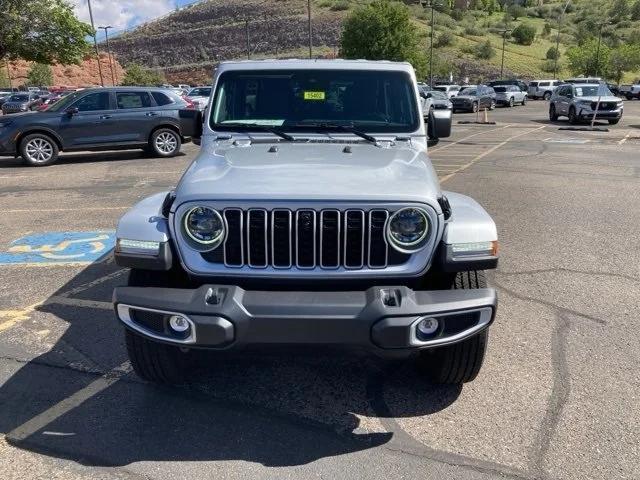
[202,208,409,270]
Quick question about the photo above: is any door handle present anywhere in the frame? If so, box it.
[100,115,112,119]
[146,112,159,117]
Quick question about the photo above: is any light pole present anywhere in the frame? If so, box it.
[499,29,512,79]
[553,0,571,79]
[594,22,608,78]
[86,0,104,87]
[5,60,12,90]
[99,26,116,86]
[421,1,439,87]
[307,0,312,58]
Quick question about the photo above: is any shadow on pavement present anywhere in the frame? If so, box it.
[0,260,460,468]
[0,149,187,168]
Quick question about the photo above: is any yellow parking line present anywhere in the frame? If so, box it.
[5,207,128,213]
[618,132,631,145]
[441,126,545,184]
[429,125,511,153]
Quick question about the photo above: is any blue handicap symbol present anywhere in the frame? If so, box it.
[0,231,116,265]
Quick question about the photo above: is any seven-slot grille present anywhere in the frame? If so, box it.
[202,208,410,270]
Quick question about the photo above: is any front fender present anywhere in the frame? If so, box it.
[115,192,173,270]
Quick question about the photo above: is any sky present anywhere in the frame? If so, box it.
[71,0,196,39]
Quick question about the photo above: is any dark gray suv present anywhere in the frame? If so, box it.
[0,87,198,166]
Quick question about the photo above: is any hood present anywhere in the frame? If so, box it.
[175,140,441,205]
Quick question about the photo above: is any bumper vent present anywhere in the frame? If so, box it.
[203,208,409,270]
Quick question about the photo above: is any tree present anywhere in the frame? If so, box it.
[609,0,630,22]
[543,23,552,37]
[631,0,640,20]
[474,40,495,60]
[121,64,166,86]
[511,23,536,45]
[546,47,560,60]
[0,0,92,64]
[608,44,640,83]
[340,0,427,76]
[507,4,527,20]
[26,63,53,86]
[566,39,610,77]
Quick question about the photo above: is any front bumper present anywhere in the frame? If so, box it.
[577,107,622,120]
[113,284,497,356]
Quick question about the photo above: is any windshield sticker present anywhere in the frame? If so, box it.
[303,91,326,101]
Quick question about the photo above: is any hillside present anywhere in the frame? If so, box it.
[108,0,640,84]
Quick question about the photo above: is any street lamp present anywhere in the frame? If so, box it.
[98,26,116,86]
[421,1,440,87]
[595,22,609,78]
[86,0,104,87]
[498,29,512,79]
[553,0,571,80]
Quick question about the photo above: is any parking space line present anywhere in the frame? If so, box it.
[618,131,631,145]
[5,207,128,213]
[440,126,545,183]
[429,125,511,153]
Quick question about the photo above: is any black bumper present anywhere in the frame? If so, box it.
[577,108,622,120]
[113,285,497,356]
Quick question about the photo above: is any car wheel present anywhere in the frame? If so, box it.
[150,128,181,157]
[416,271,489,384]
[125,330,191,384]
[568,107,578,124]
[489,99,496,110]
[626,93,633,100]
[508,97,514,107]
[522,96,527,105]
[472,102,478,113]
[608,118,620,125]
[20,133,59,167]
[544,92,552,101]
[549,104,559,121]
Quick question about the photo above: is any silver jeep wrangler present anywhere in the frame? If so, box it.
[113,60,498,385]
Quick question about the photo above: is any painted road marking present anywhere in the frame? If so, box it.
[429,125,511,153]
[0,231,115,265]
[618,132,631,145]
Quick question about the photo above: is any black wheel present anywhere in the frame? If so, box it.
[20,133,59,166]
[472,102,478,113]
[416,271,489,384]
[489,99,496,110]
[626,93,633,100]
[124,268,192,384]
[508,97,514,107]
[549,104,558,121]
[543,91,552,101]
[608,118,620,125]
[149,128,181,158]
[522,96,527,105]
[568,107,578,124]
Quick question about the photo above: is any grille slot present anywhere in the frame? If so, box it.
[212,208,409,270]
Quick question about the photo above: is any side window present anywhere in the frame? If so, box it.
[539,82,550,87]
[151,91,175,106]
[116,91,152,109]
[72,92,110,112]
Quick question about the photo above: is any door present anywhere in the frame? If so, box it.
[113,91,158,143]
[528,82,538,97]
[556,86,570,115]
[480,87,492,108]
[58,91,117,148]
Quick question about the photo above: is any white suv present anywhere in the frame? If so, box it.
[528,80,561,100]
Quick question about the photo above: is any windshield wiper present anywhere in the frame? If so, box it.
[293,122,378,144]
[214,122,295,142]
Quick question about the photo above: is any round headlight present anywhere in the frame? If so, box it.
[183,206,225,248]
[387,208,429,251]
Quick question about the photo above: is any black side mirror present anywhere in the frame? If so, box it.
[65,107,79,116]
[427,108,452,147]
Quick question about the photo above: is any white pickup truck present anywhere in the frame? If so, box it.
[618,84,640,100]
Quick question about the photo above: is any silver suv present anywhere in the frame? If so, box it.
[549,83,623,125]
[113,60,498,386]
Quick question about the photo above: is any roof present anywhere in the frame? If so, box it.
[216,59,415,73]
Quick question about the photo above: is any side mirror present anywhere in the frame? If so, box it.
[427,108,452,145]
[419,91,427,99]
[65,107,79,116]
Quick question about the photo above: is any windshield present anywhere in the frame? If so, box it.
[459,88,476,96]
[210,69,419,133]
[189,87,211,97]
[10,94,30,102]
[427,90,448,100]
[574,85,612,97]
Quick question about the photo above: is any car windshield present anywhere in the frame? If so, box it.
[459,88,476,96]
[574,85,612,97]
[10,94,30,101]
[427,90,448,100]
[189,87,211,97]
[210,69,419,133]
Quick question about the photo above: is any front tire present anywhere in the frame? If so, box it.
[549,104,558,121]
[489,99,496,110]
[608,118,620,125]
[20,133,59,166]
[522,96,527,105]
[150,128,181,158]
[508,97,514,107]
[568,107,578,125]
[543,91,552,101]
[471,102,478,113]
[416,271,489,384]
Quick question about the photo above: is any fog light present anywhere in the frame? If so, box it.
[168,315,190,333]
[416,317,439,340]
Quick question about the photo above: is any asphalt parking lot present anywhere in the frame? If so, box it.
[1,99,639,480]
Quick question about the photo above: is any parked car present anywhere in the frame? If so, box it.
[0,87,201,166]
[112,59,498,387]
[549,83,623,125]
[618,84,640,100]
[488,79,528,92]
[451,85,496,112]
[527,80,561,100]
[185,86,212,111]
[493,85,527,107]
[0,91,13,108]
[1,93,43,114]
[423,89,453,110]
[433,84,460,98]
[606,83,620,96]
[564,77,601,84]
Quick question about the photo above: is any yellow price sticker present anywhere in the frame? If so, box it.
[304,91,326,101]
